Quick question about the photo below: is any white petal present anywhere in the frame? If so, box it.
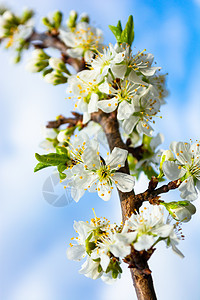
[66,245,85,261]
[112,173,135,192]
[117,101,135,120]
[110,242,131,258]
[179,176,198,201]
[162,161,186,180]
[88,93,99,113]
[122,116,139,134]
[106,147,128,169]
[100,253,110,272]
[98,98,118,113]
[71,187,85,202]
[97,181,112,201]
[140,67,159,76]
[83,112,91,124]
[150,133,164,150]
[111,64,127,79]
[82,147,101,169]
[134,235,155,251]
[128,70,147,85]
[152,224,173,238]
[67,47,83,59]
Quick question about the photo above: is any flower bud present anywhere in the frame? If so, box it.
[42,17,52,29]
[57,130,68,143]
[44,70,68,85]
[164,201,196,223]
[53,11,62,28]
[80,12,90,23]
[161,150,174,161]
[67,10,77,29]
[159,150,174,174]
[32,49,50,60]
[3,10,14,21]
[49,57,68,73]
[26,59,48,72]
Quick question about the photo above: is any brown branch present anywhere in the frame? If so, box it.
[91,110,157,300]
[135,177,181,205]
[46,112,83,128]
[28,31,85,71]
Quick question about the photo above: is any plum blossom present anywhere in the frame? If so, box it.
[122,92,161,136]
[162,141,200,200]
[97,79,141,120]
[67,146,135,201]
[60,22,103,61]
[123,202,182,254]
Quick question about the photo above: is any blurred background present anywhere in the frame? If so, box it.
[1,0,200,299]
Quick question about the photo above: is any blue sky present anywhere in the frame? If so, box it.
[1,0,200,299]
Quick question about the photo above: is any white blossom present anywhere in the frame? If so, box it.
[123,202,177,252]
[60,22,103,62]
[122,92,161,136]
[67,146,135,201]
[162,141,200,200]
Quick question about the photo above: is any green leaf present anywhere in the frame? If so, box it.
[117,20,122,32]
[35,152,70,166]
[108,24,122,43]
[34,162,51,172]
[109,15,134,46]
[121,15,134,46]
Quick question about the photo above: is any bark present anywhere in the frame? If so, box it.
[92,110,157,300]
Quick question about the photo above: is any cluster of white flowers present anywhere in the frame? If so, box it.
[0,9,33,49]
[60,21,104,62]
[162,141,200,201]
[66,43,167,136]
[61,132,135,202]
[67,204,183,283]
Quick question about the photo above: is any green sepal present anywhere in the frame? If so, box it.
[98,264,102,273]
[42,68,53,77]
[57,163,67,173]
[53,11,62,29]
[59,172,66,180]
[56,146,69,155]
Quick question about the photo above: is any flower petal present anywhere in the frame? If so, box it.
[98,98,118,113]
[117,101,135,120]
[97,181,112,201]
[179,176,198,201]
[106,147,128,169]
[111,173,135,192]
[122,116,139,134]
[134,235,155,251]
[66,245,85,261]
[162,161,186,180]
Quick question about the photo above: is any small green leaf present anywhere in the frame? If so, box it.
[121,15,134,46]
[34,162,51,172]
[108,25,122,43]
[35,152,70,166]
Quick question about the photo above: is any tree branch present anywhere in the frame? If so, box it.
[91,110,157,300]
[135,177,181,205]
[46,112,83,128]
[28,31,85,71]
